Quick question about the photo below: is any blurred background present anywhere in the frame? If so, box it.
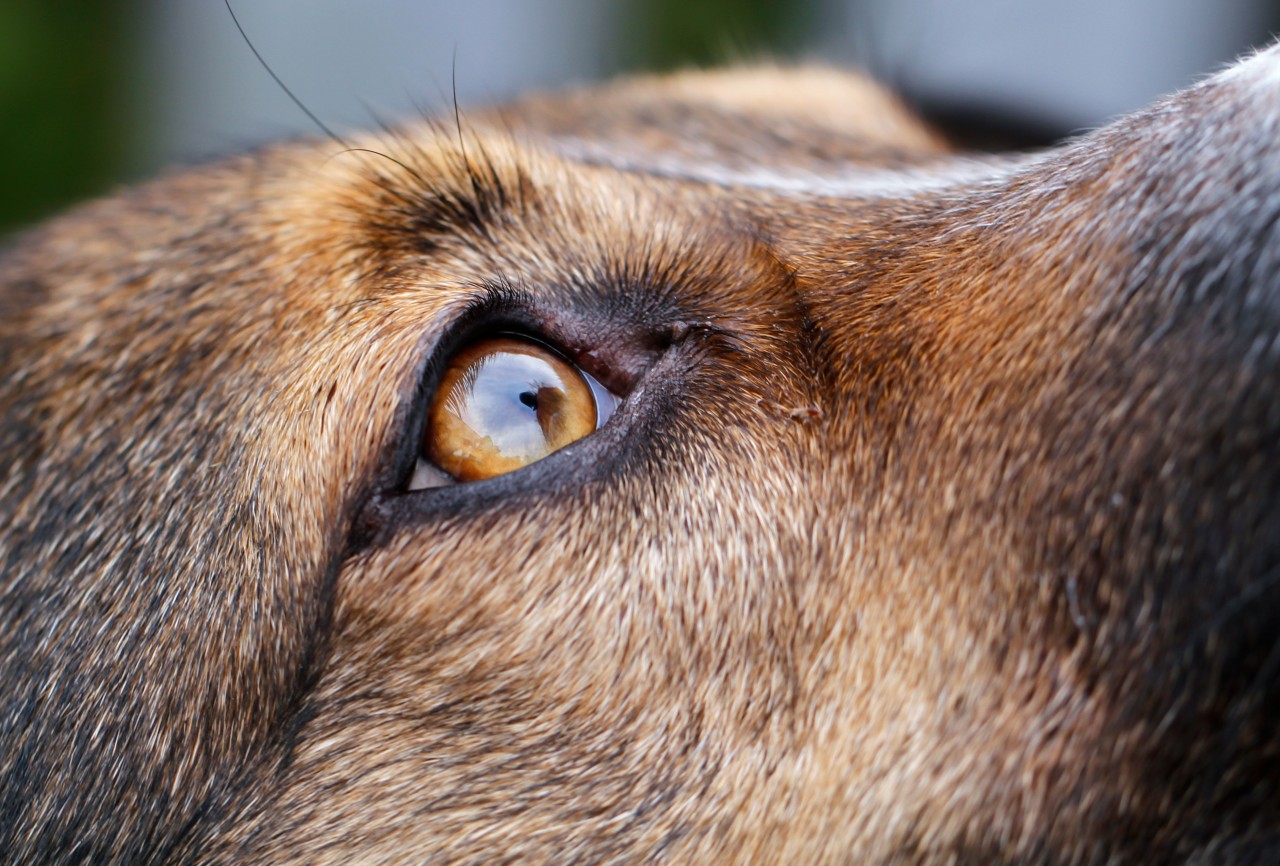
[1,0,1277,234]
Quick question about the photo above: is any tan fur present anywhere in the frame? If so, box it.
[2,49,1279,864]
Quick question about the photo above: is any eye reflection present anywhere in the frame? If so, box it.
[421,337,614,484]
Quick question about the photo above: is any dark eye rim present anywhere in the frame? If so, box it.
[348,285,700,549]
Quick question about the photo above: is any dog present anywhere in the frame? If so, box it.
[1,42,1279,865]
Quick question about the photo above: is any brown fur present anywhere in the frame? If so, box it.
[2,53,1279,864]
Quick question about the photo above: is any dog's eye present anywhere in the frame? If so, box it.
[411,336,617,487]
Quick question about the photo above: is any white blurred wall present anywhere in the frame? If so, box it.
[136,1,619,169]
[134,0,1275,172]
[821,0,1272,131]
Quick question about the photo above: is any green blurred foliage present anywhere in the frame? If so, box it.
[0,2,132,234]
[619,0,817,71]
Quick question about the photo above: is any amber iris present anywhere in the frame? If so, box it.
[425,337,600,482]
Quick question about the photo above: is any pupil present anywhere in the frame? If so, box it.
[518,390,538,409]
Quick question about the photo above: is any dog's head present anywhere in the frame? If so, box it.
[1,47,1278,865]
